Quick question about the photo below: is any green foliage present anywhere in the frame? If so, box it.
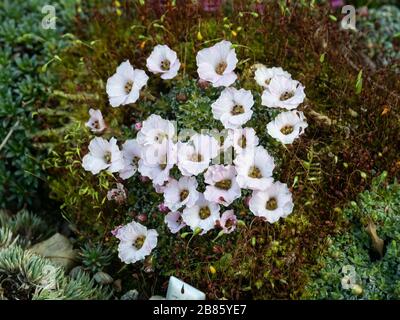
[304,173,400,299]
[79,243,113,274]
[0,210,111,300]
[0,244,111,300]
[0,209,52,248]
[169,79,222,133]
[0,226,15,249]
[358,5,400,71]
[0,0,75,209]
[35,268,112,300]
[355,70,363,95]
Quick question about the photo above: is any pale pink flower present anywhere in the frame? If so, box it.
[204,165,241,206]
[196,40,238,87]
[164,211,186,234]
[111,225,123,236]
[107,183,127,204]
[218,210,237,234]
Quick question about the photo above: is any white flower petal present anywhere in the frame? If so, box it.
[266,110,308,144]
[248,181,293,223]
[196,40,237,87]
[82,154,108,174]
[212,88,254,129]
[234,146,275,191]
[203,165,241,206]
[255,65,291,88]
[147,45,180,80]
[164,211,186,234]
[106,61,148,107]
[82,137,123,175]
[85,108,106,133]
[116,221,158,264]
[261,75,305,110]
[182,195,220,235]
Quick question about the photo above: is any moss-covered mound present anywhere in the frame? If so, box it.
[38,1,400,299]
[0,0,75,210]
[305,172,400,299]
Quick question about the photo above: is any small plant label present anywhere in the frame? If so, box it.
[166,276,206,300]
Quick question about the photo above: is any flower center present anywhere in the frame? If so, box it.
[265,78,271,86]
[280,125,294,135]
[132,156,140,166]
[190,153,203,162]
[154,132,167,143]
[180,189,189,201]
[280,91,295,101]
[124,80,134,94]
[104,151,112,164]
[215,61,227,75]
[231,105,244,115]
[215,179,232,190]
[161,59,170,71]
[248,166,262,178]
[266,197,278,210]
[238,135,247,148]
[134,235,146,249]
[225,218,234,229]
[199,206,211,219]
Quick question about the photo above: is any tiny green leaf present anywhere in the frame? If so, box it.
[329,15,337,22]
[180,232,190,239]
[319,53,325,63]
[237,220,246,227]
[193,227,202,236]
[355,70,363,95]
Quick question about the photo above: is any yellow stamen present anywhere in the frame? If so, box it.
[199,206,211,219]
[215,179,232,190]
[215,61,227,75]
[266,198,278,210]
[248,166,262,178]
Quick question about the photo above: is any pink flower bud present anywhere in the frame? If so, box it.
[140,175,150,183]
[244,196,251,207]
[137,213,148,222]
[330,0,344,9]
[134,122,142,131]
[158,203,170,213]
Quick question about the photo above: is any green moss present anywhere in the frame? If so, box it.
[304,173,400,299]
[0,0,76,210]
[358,5,400,72]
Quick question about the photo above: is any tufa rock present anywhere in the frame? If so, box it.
[121,289,139,300]
[29,233,77,271]
[94,271,114,285]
